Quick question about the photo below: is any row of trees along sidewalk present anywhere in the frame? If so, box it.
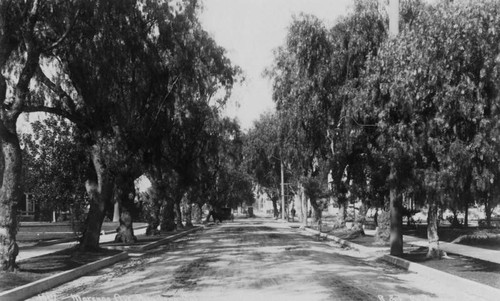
[260,0,500,258]
[0,0,254,272]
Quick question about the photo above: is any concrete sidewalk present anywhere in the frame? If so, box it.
[364,229,500,265]
[17,226,147,261]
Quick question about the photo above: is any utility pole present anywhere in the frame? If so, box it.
[389,0,403,256]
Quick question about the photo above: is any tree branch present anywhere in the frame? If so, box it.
[35,66,77,113]
[23,104,85,129]
[44,8,81,52]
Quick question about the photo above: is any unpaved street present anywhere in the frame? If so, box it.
[32,218,496,301]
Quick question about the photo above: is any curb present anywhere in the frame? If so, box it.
[140,226,202,251]
[103,226,203,252]
[302,227,372,252]
[102,224,149,235]
[382,254,500,299]
[0,251,129,301]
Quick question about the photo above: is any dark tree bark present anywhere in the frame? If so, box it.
[485,195,492,228]
[272,197,279,219]
[145,196,161,236]
[389,165,403,256]
[160,198,176,232]
[464,198,469,228]
[337,194,348,227]
[309,197,322,224]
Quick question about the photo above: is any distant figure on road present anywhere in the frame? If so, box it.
[291,207,296,222]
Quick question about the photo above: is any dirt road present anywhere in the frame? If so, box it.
[31,218,496,301]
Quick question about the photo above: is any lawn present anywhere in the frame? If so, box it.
[0,247,121,293]
[402,246,500,290]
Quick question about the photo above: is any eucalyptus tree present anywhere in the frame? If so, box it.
[0,0,82,270]
[142,2,241,232]
[27,0,167,250]
[266,14,333,225]
[244,113,283,218]
[355,0,500,257]
[266,1,388,227]
[201,116,248,211]
[324,0,388,231]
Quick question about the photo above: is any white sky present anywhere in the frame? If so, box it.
[199,0,353,130]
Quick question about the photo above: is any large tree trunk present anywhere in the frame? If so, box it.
[0,126,22,271]
[389,165,403,256]
[309,197,322,225]
[145,196,161,236]
[427,200,444,258]
[337,194,348,227]
[175,200,184,229]
[184,203,193,227]
[464,199,469,228]
[0,12,40,270]
[272,198,279,219]
[114,175,137,243]
[299,185,308,226]
[352,202,367,235]
[485,195,492,228]
[194,203,203,224]
[375,207,391,244]
[80,143,113,251]
[160,198,176,232]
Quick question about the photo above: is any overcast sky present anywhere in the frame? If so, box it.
[199,0,353,130]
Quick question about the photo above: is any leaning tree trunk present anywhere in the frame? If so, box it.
[427,200,444,258]
[80,143,113,251]
[114,175,137,243]
[0,124,22,271]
